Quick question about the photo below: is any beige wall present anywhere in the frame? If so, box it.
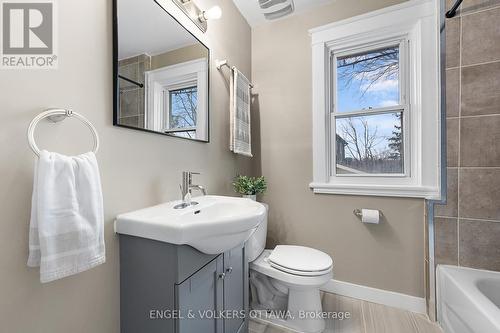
[0,0,252,332]
[151,43,208,70]
[252,0,427,297]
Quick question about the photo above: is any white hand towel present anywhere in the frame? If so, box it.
[28,150,105,283]
[230,67,253,157]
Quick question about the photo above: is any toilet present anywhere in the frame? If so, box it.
[247,204,333,333]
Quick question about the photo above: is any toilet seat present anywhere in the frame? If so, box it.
[269,261,332,277]
[267,245,333,277]
[250,250,332,287]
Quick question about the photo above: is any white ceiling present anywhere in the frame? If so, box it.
[118,0,200,59]
[232,0,335,27]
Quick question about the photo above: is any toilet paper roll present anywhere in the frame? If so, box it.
[361,209,380,224]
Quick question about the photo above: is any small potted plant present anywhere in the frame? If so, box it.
[232,175,267,201]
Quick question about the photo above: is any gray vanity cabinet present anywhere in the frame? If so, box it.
[176,256,224,333]
[223,246,247,333]
[119,235,248,333]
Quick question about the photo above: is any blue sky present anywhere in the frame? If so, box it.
[336,54,401,160]
[337,76,399,113]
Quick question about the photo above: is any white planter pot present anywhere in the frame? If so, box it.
[242,194,257,201]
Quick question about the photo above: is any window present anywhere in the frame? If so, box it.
[166,85,198,139]
[310,0,440,198]
[333,42,407,176]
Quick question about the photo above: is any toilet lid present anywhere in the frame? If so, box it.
[268,245,333,276]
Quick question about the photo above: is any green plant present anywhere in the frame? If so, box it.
[232,175,267,195]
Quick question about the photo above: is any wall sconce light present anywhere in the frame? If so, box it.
[172,1,222,33]
[199,6,222,23]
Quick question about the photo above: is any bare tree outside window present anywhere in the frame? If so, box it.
[337,48,399,98]
[335,45,404,174]
[167,86,197,139]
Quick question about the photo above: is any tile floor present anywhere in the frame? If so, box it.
[249,293,443,333]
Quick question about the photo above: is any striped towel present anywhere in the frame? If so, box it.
[230,67,253,157]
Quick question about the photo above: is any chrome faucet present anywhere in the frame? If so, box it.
[182,171,207,196]
[175,171,206,209]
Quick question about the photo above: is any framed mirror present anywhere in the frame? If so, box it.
[113,0,209,142]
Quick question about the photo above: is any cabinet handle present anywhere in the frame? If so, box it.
[226,267,233,274]
[218,272,226,280]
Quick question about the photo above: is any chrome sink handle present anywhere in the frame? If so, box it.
[189,184,207,196]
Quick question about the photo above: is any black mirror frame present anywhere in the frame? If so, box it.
[112,0,210,143]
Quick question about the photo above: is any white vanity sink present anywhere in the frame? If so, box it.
[114,195,266,254]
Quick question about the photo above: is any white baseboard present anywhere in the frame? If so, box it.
[321,279,427,315]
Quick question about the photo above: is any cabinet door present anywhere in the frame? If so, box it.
[176,256,224,333]
[223,244,247,333]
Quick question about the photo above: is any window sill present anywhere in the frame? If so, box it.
[309,182,440,199]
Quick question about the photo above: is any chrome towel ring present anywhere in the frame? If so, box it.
[27,108,99,157]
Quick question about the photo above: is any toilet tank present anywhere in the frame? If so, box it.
[247,203,268,262]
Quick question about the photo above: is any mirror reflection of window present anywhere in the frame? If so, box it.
[166,86,198,139]
[144,57,208,140]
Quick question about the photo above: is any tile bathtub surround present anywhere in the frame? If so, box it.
[461,61,500,116]
[459,168,500,220]
[445,69,460,118]
[459,219,500,270]
[435,0,500,272]
[445,18,460,69]
[446,0,500,16]
[446,118,459,167]
[118,54,151,127]
[249,292,442,333]
[461,6,500,65]
[434,217,458,266]
[460,115,500,166]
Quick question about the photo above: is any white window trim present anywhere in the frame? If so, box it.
[309,0,441,199]
[145,58,208,140]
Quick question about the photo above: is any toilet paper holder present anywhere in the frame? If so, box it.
[353,209,382,218]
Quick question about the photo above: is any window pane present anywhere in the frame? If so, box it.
[335,112,403,174]
[169,86,197,129]
[337,46,400,113]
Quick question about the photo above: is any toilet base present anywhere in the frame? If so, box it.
[287,287,325,333]
[250,273,327,333]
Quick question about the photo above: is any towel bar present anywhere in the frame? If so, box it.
[27,108,100,157]
[215,59,254,88]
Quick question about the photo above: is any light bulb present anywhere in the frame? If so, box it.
[200,6,222,22]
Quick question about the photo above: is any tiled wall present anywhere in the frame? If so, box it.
[118,54,151,128]
[435,0,500,271]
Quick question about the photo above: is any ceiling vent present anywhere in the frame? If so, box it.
[258,0,294,20]
[258,0,287,9]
